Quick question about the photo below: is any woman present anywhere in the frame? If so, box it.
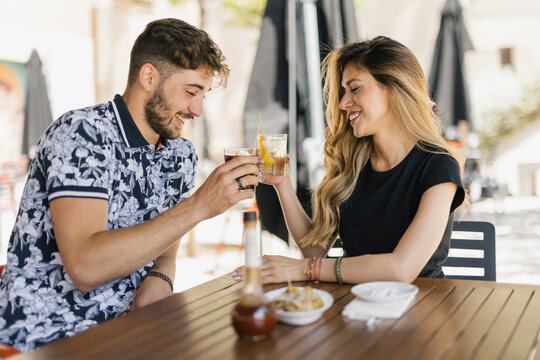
[233,36,465,284]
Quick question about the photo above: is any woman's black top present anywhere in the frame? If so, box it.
[339,146,465,278]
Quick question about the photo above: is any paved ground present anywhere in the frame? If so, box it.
[460,196,540,285]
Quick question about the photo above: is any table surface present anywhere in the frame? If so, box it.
[13,276,540,360]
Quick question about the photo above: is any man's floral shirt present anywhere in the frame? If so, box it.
[0,95,196,352]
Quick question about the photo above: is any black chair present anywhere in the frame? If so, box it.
[327,238,344,258]
[328,220,496,281]
[443,220,496,281]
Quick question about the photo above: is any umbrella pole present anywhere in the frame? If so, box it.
[301,0,325,189]
[287,0,298,192]
[286,0,298,249]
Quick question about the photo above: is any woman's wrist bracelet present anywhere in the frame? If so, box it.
[147,271,174,292]
[305,257,323,283]
[335,257,344,285]
[315,257,321,283]
[305,257,315,281]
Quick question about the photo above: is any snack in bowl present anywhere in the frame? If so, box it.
[264,286,333,326]
[272,285,324,311]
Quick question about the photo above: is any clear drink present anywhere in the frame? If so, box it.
[258,134,288,176]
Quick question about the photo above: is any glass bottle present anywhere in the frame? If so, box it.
[231,211,276,340]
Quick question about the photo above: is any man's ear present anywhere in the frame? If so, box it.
[138,63,159,93]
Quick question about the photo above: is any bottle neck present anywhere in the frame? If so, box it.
[243,219,263,295]
[243,220,260,268]
[244,267,263,295]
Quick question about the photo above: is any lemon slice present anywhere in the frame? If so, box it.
[258,135,274,166]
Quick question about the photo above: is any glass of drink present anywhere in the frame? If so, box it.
[224,147,257,190]
[257,134,288,176]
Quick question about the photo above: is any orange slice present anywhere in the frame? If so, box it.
[258,135,274,166]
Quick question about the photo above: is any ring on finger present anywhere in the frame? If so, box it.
[236,178,245,191]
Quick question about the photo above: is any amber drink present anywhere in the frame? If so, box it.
[232,212,276,340]
[257,134,288,176]
[224,148,257,190]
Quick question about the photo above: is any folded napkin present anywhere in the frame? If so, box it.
[342,293,415,320]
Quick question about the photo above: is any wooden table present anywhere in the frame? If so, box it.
[14,276,540,360]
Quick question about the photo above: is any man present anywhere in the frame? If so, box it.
[0,18,260,352]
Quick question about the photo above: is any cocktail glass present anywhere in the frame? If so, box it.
[224,147,257,190]
[257,134,288,176]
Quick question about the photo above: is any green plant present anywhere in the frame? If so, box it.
[223,0,267,27]
[168,0,187,5]
[476,80,540,152]
[166,0,363,28]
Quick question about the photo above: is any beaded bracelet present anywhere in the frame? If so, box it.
[305,257,315,281]
[305,257,322,283]
[313,257,320,284]
[317,258,322,282]
[147,271,174,292]
[335,257,344,285]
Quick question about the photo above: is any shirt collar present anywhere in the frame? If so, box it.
[111,94,148,148]
[111,94,168,149]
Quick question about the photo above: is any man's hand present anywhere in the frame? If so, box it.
[190,155,261,219]
[130,276,173,311]
[130,241,179,311]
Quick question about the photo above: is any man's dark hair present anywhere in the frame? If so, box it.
[127,18,229,87]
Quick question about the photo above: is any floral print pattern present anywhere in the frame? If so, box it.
[0,95,196,352]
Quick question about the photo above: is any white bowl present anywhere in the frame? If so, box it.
[351,281,418,302]
[264,287,334,326]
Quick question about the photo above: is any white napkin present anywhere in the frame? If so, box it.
[342,293,415,320]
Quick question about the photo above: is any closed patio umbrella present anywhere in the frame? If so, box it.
[22,49,53,159]
[428,0,474,139]
[243,0,358,242]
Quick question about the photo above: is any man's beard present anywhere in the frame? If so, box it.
[145,85,178,140]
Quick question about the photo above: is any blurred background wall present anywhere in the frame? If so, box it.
[361,0,540,196]
[1,0,539,198]
[0,0,261,168]
[2,0,539,193]
[0,0,539,282]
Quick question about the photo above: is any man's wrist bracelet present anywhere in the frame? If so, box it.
[147,271,174,292]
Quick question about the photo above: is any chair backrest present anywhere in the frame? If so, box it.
[328,221,496,281]
[327,239,344,258]
[443,221,496,281]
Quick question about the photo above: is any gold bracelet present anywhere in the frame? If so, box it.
[314,257,321,284]
[305,257,315,281]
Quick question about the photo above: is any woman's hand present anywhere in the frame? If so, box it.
[259,155,292,187]
[231,255,308,284]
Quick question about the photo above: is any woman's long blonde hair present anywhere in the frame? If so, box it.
[300,36,465,248]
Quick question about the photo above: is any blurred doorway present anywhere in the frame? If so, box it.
[518,163,540,196]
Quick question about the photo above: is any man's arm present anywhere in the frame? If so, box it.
[51,155,260,292]
[130,239,180,310]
